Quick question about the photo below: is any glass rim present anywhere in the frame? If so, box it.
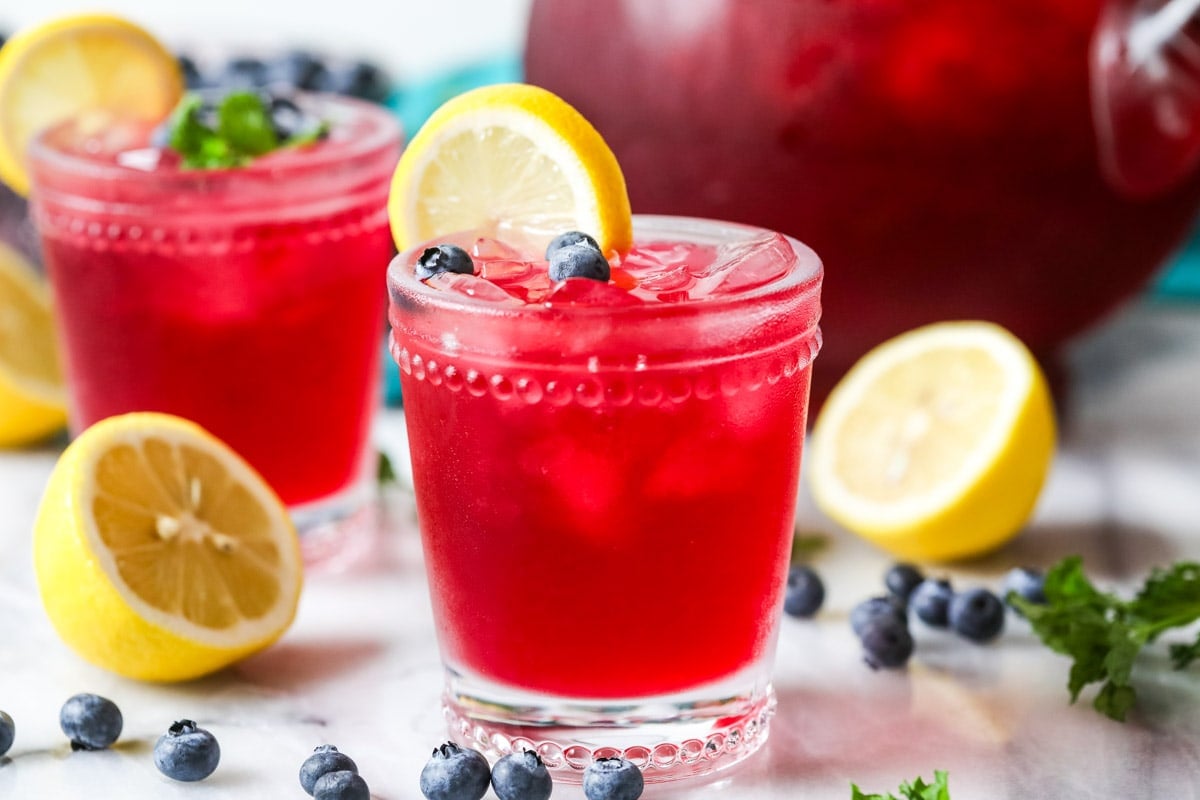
[26,91,402,193]
[387,214,824,321]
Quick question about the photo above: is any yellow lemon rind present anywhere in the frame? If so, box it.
[33,413,303,682]
[388,82,632,256]
[809,321,1057,563]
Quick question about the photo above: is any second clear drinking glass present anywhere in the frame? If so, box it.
[28,93,402,562]
[388,215,823,782]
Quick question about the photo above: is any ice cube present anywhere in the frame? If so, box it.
[691,233,793,298]
[480,258,534,283]
[426,272,522,305]
[472,236,527,260]
[544,278,644,306]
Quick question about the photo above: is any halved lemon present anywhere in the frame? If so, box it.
[808,321,1056,562]
[0,13,183,196]
[33,412,303,682]
[388,83,633,257]
[0,241,65,446]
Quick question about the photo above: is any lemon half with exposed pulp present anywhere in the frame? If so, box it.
[388,83,632,257]
[34,413,303,681]
[0,13,182,195]
[809,321,1056,562]
[0,241,65,446]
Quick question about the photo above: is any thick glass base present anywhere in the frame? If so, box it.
[441,667,776,784]
[290,467,378,570]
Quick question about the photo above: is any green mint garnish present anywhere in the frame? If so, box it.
[851,770,951,800]
[1012,556,1200,721]
[167,91,328,169]
[789,529,829,563]
[377,451,397,485]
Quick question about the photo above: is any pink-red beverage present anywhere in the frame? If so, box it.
[388,216,822,781]
[29,95,401,544]
[525,0,1200,389]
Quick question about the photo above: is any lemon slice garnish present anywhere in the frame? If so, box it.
[388,83,632,256]
[809,321,1057,562]
[0,241,65,446]
[0,13,183,195]
[34,412,303,681]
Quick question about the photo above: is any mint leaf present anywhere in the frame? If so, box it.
[1015,557,1200,721]
[790,529,829,563]
[1169,635,1200,669]
[166,91,329,169]
[377,451,397,485]
[851,771,950,800]
[216,91,279,157]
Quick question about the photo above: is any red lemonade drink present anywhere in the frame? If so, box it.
[388,216,822,781]
[28,94,401,551]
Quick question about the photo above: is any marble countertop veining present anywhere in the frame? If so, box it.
[2,301,1200,799]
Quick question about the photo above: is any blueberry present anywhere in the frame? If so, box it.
[268,95,324,142]
[177,54,204,89]
[314,770,370,800]
[267,51,330,91]
[909,578,954,628]
[860,615,915,669]
[545,230,601,259]
[221,56,269,88]
[1003,567,1047,609]
[583,757,644,800]
[850,595,907,638]
[949,587,1006,642]
[884,563,925,602]
[320,60,392,103]
[491,750,552,800]
[0,710,13,757]
[153,720,220,782]
[783,564,825,618]
[300,744,359,795]
[60,693,122,751]
[416,245,475,281]
[419,742,491,800]
[549,242,611,282]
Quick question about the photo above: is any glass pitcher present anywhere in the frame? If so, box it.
[525,0,1200,390]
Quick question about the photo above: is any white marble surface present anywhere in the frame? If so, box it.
[2,301,1200,799]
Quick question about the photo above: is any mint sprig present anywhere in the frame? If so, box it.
[851,770,951,800]
[1012,556,1200,721]
[167,91,329,169]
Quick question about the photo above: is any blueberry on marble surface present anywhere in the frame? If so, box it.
[549,242,611,282]
[860,615,915,669]
[545,230,601,259]
[850,595,907,637]
[319,60,391,103]
[783,564,825,618]
[314,769,370,800]
[1003,566,1047,608]
[60,693,122,751]
[583,756,644,800]
[420,742,491,800]
[416,245,475,281]
[267,51,330,91]
[154,720,220,782]
[221,56,269,88]
[0,710,13,757]
[949,587,1006,642]
[884,563,925,602]
[301,744,360,795]
[491,750,553,800]
[910,578,954,628]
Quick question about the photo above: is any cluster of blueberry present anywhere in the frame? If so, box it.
[419,741,644,800]
[0,693,220,782]
[178,51,391,105]
[417,230,612,283]
[783,561,1048,668]
[299,744,370,799]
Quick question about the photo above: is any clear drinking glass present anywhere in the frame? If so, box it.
[28,94,401,562]
[387,215,823,782]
